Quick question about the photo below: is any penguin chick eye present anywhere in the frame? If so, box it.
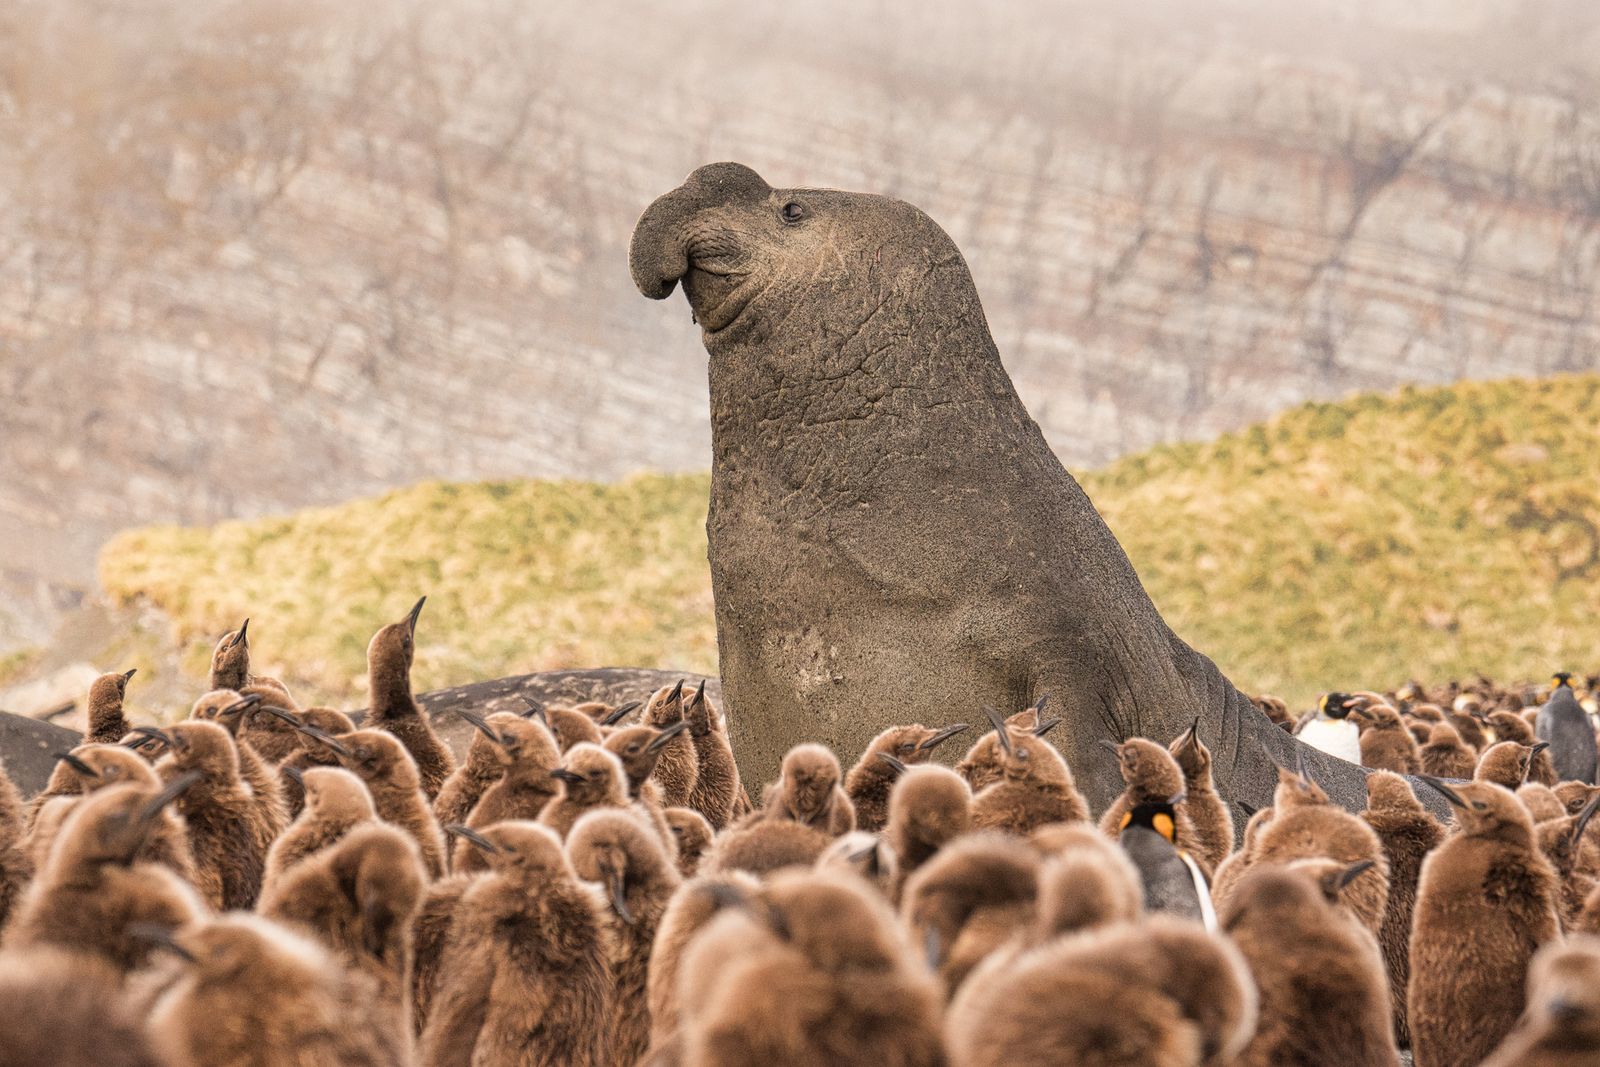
[780,201,807,225]
[1472,800,1488,811]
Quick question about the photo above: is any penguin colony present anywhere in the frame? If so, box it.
[1,610,1598,1066]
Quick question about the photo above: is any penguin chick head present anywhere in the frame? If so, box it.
[665,807,713,864]
[470,820,573,882]
[1168,718,1211,779]
[1363,769,1424,814]
[58,744,159,792]
[641,679,688,727]
[1475,740,1540,790]
[62,774,200,866]
[486,714,560,776]
[888,764,972,847]
[1348,698,1404,732]
[549,743,628,806]
[1221,863,1339,930]
[1417,776,1534,840]
[159,914,329,988]
[210,619,250,685]
[300,766,376,823]
[1526,937,1600,1041]
[89,668,137,708]
[160,720,241,781]
[866,722,971,767]
[189,690,262,737]
[367,596,425,683]
[817,831,898,892]
[568,809,676,924]
[778,743,843,822]
[1033,832,1143,937]
[1270,747,1329,809]
[604,721,687,791]
[1104,738,1185,802]
[902,834,1039,968]
[334,729,421,790]
[1287,856,1377,907]
[762,868,906,973]
[1318,692,1356,720]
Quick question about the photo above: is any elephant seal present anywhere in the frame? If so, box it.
[630,162,1437,818]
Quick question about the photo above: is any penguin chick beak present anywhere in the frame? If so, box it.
[666,679,686,707]
[126,922,197,963]
[919,724,969,751]
[1033,717,1063,738]
[453,708,504,745]
[289,722,351,757]
[1176,716,1201,749]
[550,768,588,784]
[522,698,549,725]
[848,843,883,877]
[1338,859,1375,889]
[121,667,138,682]
[687,679,707,710]
[443,823,499,854]
[981,706,1014,756]
[876,752,910,776]
[229,618,249,649]
[608,871,634,925]
[54,751,98,777]
[129,725,174,748]
[1416,775,1468,809]
[601,701,643,727]
[283,765,304,788]
[405,596,426,635]
[1570,791,1600,848]
[646,720,690,752]
[222,694,263,718]
[1031,693,1051,715]
[1098,738,1123,759]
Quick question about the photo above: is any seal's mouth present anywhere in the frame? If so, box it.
[683,263,757,334]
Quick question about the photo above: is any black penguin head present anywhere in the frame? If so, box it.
[1319,693,1355,720]
[1120,793,1185,846]
[1552,672,1575,690]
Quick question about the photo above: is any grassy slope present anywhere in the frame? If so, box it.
[100,375,1600,708]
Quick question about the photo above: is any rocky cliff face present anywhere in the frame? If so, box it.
[2,0,1597,649]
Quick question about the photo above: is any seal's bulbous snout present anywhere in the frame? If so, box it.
[629,162,771,301]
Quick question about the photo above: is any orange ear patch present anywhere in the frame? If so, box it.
[1153,812,1176,843]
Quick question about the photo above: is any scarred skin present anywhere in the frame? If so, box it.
[629,162,1412,815]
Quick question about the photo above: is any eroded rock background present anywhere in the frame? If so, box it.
[3,0,1598,652]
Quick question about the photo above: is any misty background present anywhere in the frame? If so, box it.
[2,0,1598,698]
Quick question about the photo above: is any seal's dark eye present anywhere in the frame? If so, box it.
[780,201,806,224]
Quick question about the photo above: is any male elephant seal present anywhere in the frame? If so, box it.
[629,162,1420,817]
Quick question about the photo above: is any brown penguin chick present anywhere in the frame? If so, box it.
[1225,761,1391,936]
[454,713,566,872]
[758,742,857,836]
[945,915,1258,1067]
[1409,776,1564,1067]
[1481,935,1600,1067]
[677,868,946,1067]
[968,707,1091,835]
[952,701,1057,792]
[901,832,1040,996]
[1419,719,1478,779]
[1556,780,1600,816]
[143,913,409,1067]
[365,596,455,799]
[408,867,474,1036]
[1254,693,1292,728]
[603,720,690,843]
[261,766,377,890]
[234,687,305,765]
[845,721,969,833]
[319,727,447,879]
[537,741,634,844]
[1352,699,1421,774]
[270,705,359,819]
[189,690,288,839]
[258,821,427,1036]
[684,681,742,831]
[0,946,162,1067]
[419,821,614,1067]
[886,763,973,900]
[1168,718,1234,874]
[84,668,139,745]
[665,806,713,877]
[645,870,764,1048]
[1521,782,1569,822]
[567,808,683,1066]
[1531,793,1600,926]
[20,795,78,875]
[1361,769,1445,1048]
[1027,828,1144,938]
[1477,739,1542,790]
[208,619,252,691]
[1445,706,1490,752]
[1488,711,1559,784]
[640,680,699,808]
[5,776,208,973]
[1222,861,1399,1067]
[703,818,832,878]
[1211,802,1275,906]
[431,710,517,828]
[0,756,30,931]
[156,720,276,909]
[542,702,606,751]
[1098,737,1202,865]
